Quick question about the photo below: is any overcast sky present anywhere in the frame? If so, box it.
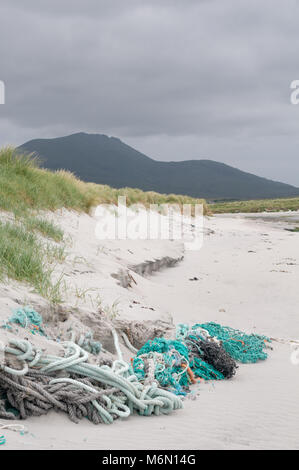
[1,0,299,185]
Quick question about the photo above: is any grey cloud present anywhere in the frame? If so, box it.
[0,0,299,185]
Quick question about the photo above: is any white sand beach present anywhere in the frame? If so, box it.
[1,211,299,450]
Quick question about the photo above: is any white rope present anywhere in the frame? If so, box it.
[111,328,123,361]
[0,422,27,433]
[121,332,138,354]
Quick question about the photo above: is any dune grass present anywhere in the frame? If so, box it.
[0,147,95,214]
[0,147,208,215]
[209,197,299,214]
[0,220,65,302]
[0,221,45,285]
[24,216,64,242]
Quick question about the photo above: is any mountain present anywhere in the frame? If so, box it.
[17,132,299,201]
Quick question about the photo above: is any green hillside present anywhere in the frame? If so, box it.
[18,132,299,201]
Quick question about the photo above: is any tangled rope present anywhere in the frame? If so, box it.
[133,338,191,395]
[186,336,237,380]
[132,335,227,394]
[0,338,182,424]
[132,322,268,393]
[0,371,118,424]
[0,319,272,425]
[194,322,271,363]
[2,306,47,337]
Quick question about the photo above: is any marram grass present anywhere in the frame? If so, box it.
[0,220,65,303]
[0,147,208,215]
[23,216,64,242]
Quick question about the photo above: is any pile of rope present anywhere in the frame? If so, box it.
[131,322,270,393]
[0,318,271,425]
[133,338,191,396]
[132,331,237,395]
[0,370,120,424]
[194,322,271,363]
[0,338,182,424]
[2,307,47,337]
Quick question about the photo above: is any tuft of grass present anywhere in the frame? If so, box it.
[24,216,64,242]
[45,243,67,263]
[102,299,120,321]
[0,221,45,286]
[209,197,299,214]
[0,220,65,303]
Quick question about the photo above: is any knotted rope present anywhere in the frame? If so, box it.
[0,338,182,424]
[194,322,271,363]
[185,335,237,379]
[2,306,47,336]
[132,322,267,392]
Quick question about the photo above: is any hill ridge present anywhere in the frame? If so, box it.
[18,132,299,201]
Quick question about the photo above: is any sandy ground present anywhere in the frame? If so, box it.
[1,211,299,450]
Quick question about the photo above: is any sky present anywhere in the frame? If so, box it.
[0,0,299,186]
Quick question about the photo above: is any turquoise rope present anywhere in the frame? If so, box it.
[2,306,47,336]
[195,322,271,363]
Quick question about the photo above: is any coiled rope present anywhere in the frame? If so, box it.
[0,337,182,424]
